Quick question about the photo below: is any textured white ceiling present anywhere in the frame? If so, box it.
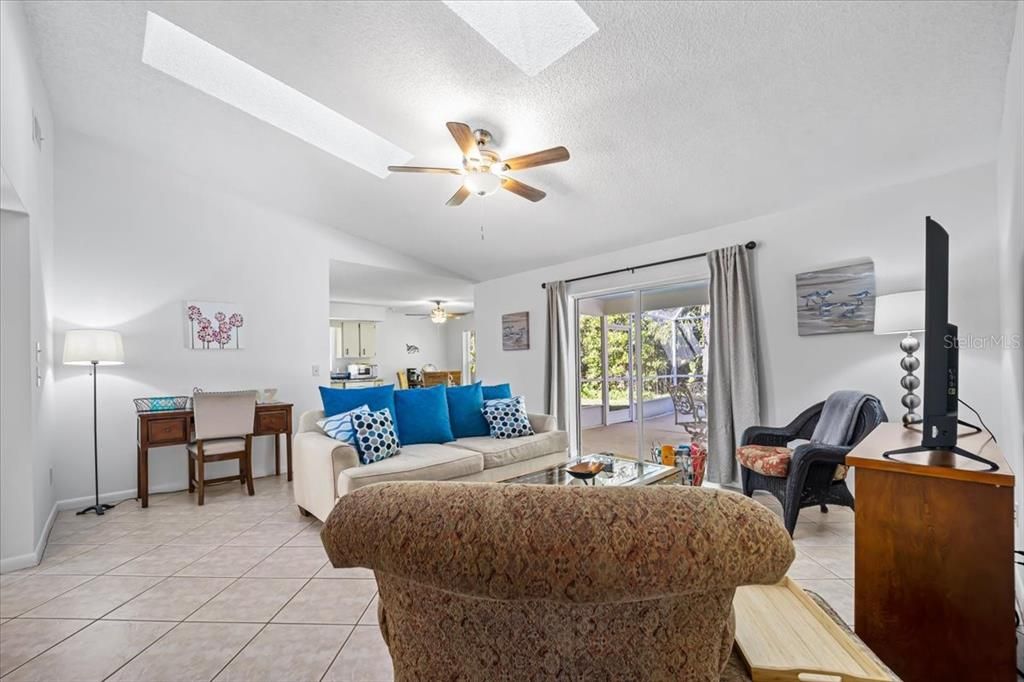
[22,1,1017,281]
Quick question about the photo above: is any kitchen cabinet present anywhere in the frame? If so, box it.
[358,322,376,358]
[332,321,377,359]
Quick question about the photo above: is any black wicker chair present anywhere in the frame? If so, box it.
[739,397,887,535]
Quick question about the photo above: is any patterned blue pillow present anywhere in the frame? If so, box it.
[317,404,370,445]
[351,408,401,464]
[482,396,535,439]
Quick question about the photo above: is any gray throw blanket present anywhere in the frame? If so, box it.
[811,390,872,446]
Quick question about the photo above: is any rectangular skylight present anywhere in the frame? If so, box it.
[141,12,411,178]
[442,1,597,77]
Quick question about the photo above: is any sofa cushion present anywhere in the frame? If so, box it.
[446,382,489,438]
[339,443,483,492]
[393,384,454,445]
[483,396,535,439]
[351,409,401,465]
[320,384,396,424]
[450,430,568,469]
[481,383,512,400]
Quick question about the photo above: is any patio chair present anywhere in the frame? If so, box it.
[738,395,886,535]
[669,381,708,442]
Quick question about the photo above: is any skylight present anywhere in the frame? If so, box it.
[141,12,411,178]
[442,1,598,77]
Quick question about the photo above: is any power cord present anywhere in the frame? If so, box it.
[958,398,997,443]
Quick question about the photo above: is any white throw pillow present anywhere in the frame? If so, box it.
[317,404,370,445]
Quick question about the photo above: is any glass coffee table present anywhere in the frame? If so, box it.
[504,454,681,487]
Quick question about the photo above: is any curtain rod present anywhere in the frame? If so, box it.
[540,241,757,289]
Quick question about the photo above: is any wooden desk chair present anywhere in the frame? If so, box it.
[189,390,258,505]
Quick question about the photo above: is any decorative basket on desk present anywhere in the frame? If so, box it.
[133,396,192,412]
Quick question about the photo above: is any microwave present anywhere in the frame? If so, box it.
[347,363,377,379]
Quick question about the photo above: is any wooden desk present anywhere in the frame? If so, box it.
[136,402,293,508]
[847,423,1014,682]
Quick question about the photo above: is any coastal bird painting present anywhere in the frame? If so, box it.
[795,261,876,336]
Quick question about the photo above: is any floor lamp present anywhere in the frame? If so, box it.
[63,329,125,516]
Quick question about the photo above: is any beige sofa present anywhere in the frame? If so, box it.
[292,409,569,521]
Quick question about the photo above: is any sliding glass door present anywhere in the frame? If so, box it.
[576,281,709,460]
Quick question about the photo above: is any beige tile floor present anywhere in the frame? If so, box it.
[0,476,854,681]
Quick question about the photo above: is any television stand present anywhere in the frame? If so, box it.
[847,423,1014,682]
[883,420,996,471]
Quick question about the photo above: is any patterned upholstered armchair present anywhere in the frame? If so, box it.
[738,397,887,535]
[321,481,794,681]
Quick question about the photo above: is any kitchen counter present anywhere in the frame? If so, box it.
[329,378,384,389]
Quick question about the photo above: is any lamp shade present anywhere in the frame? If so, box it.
[873,291,925,335]
[63,329,125,365]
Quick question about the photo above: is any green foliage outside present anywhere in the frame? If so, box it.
[579,306,708,407]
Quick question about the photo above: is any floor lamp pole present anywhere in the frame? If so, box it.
[78,360,113,516]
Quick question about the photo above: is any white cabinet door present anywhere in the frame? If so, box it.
[341,322,360,358]
[358,323,376,358]
[333,326,344,359]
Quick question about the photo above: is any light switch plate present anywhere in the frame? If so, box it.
[311,364,320,377]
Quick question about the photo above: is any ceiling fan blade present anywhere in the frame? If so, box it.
[501,146,569,171]
[446,185,472,207]
[388,166,462,175]
[446,122,480,161]
[500,177,546,202]
[405,314,430,317]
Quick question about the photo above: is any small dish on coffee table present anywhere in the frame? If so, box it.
[567,461,604,480]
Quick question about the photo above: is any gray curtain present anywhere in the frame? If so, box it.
[544,281,570,429]
[706,246,761,485]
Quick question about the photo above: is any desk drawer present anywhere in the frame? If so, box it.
[146,417,188,444]
[256,410,289,434]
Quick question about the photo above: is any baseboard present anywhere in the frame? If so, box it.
[54,482,180,512]
[0,501,58,574]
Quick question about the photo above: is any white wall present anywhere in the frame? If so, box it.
[0,0,57,569]
[370,310,453,385]
[50,129,451,502]
[475,164,1006,453]
[996,4,1024,536]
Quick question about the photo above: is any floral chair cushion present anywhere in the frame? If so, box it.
[737,445,849,480]
[736,445,793,477]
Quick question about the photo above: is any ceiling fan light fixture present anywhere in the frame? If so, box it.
[430,307,448,324]
[464,169,501,196]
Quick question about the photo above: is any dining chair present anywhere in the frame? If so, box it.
[189,390,258,505]
[396,370,409,389]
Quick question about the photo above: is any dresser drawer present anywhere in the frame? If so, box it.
[146,417,189,445]
[255,410,289,434]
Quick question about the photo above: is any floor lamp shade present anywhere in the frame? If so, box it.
[63,330,125,366]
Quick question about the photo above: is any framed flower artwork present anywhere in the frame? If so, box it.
[185,301,245,350]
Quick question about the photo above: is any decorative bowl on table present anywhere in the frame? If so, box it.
[566,461,605,480]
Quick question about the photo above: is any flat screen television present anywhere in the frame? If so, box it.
[883,217,996,470]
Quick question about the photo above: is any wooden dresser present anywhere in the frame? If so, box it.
[847,423,1015,681]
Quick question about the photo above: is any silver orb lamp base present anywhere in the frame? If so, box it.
[897,333,922,425]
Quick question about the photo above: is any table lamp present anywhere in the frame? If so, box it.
[63,329,124,516]
[873,291,925,425]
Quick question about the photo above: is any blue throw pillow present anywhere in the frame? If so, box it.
[394,384,455,445]
[319,384,396,424]
[351,409,401,464]
[446,382,489,438]
[316,405,369,445]
[482,396,535,439]
[481,383,512,401]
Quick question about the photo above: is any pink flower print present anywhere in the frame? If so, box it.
[220,331,232,348]
[228,313,244,349]
[215,312,227,323]
[197,327,214,349]
[187,305,203,348]
[219,321,231,334]
[198,317,211,329]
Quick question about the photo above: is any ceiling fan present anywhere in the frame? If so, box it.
[388,122,569,206]
[405,300,468,324]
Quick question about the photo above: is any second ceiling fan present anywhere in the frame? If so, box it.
[388,122,569,206]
